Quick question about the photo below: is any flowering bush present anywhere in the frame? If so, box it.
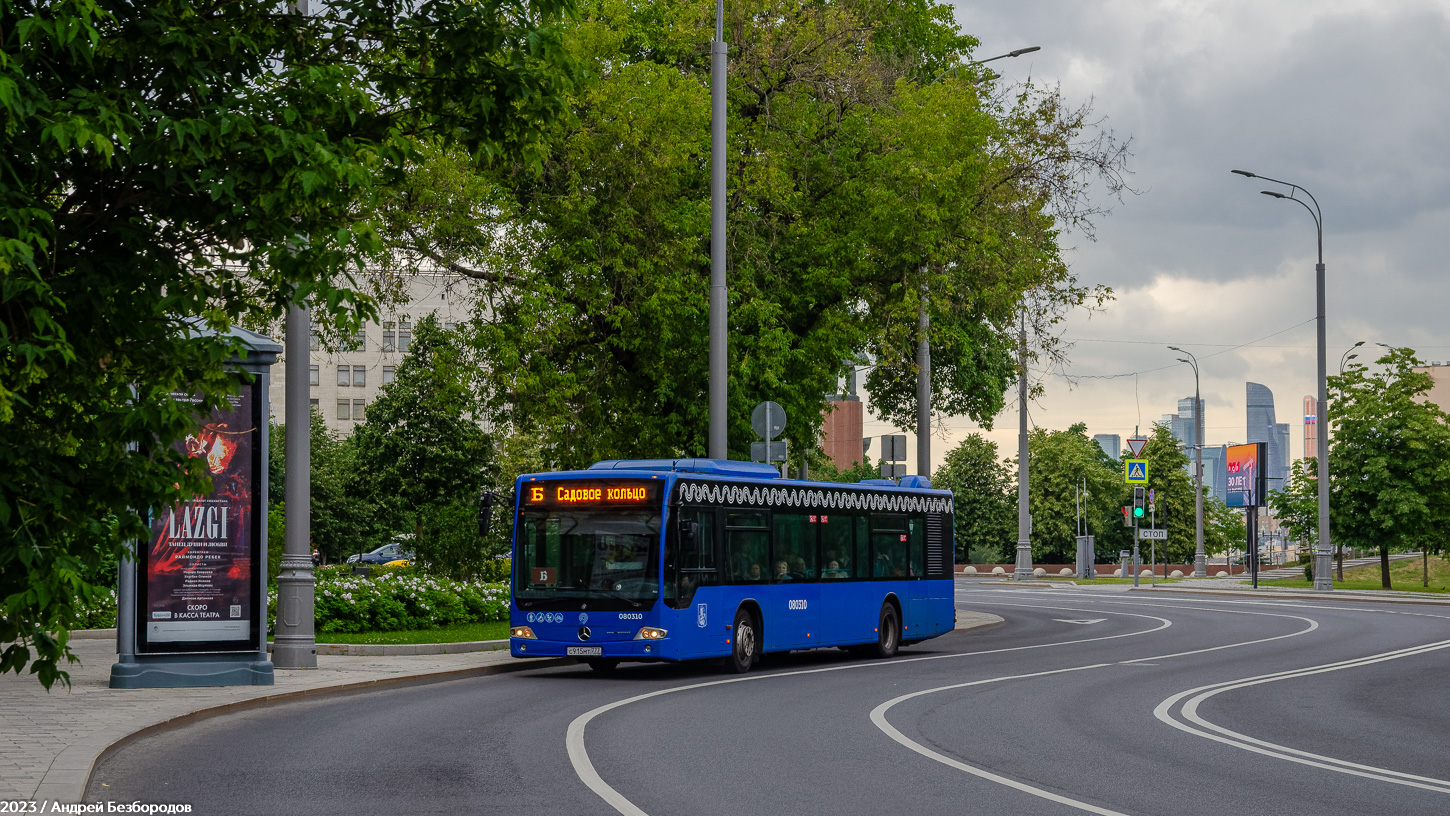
[74,588,118,629]
[268,568,510,634]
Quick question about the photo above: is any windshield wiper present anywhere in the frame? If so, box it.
[589,588,641,607]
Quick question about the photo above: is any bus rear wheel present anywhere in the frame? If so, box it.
[871,603,900,659]
[728,609,758,674]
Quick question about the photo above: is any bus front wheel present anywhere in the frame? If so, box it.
[871,603,900,659]
[729,609,758,674]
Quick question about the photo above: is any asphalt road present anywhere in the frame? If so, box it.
[88,586,1450,815]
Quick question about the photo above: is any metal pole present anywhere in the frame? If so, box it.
[274,302,317,668]
[707,0,728,460]
[916,282,931,478]
[1232,170,1331,590]
[1313,255,1333,589]
[1014,315,1032,579]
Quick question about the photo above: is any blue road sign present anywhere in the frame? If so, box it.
[1124,459,1149,484]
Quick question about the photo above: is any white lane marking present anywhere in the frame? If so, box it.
[870,664,1128,816]
[1154,639,1450,793]
[567,606,1173,815]
[864,601,1322,814]
[1054,619,1106,625]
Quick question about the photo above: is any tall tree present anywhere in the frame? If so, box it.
[1329,348,1450,588]
[1025,423,1121,563]
[1,0,574,686]
[1140,422,1196,565]
[351,316,495,573]
[932,434,1014,564]
[386,0,1128,466]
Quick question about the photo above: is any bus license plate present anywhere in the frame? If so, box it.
[567,647,602,656]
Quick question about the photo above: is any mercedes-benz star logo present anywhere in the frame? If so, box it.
[578,626,592,642]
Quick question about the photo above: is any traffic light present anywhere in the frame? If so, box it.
[1132,486,1146,518]
[1121,506,1131,527]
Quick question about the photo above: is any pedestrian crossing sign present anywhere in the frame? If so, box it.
[1124,459,1149,484]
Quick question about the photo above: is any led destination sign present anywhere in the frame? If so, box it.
[524,480,660,507]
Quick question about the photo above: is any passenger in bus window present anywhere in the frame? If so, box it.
[775,560,792,581]
[875,553,892,577]
[823,560,846,578]
[790,556,808,579]
[747,563,763,581]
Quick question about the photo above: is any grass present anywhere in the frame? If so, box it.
[268,620,511,645]
[1261,554,1450,593]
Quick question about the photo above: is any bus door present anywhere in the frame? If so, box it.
[669,507,722,657]
[816,513,864,643]
[904,514,931,636]
[767,511,820,649]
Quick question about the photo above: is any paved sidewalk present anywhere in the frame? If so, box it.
[1,638,567,805]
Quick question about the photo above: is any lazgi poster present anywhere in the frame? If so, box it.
[143,388,258,647]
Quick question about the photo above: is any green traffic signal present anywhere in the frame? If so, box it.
[1133,506,1144,518]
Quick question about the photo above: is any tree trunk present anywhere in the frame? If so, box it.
[1380,544,1391,589]
[1424,550,1429,588]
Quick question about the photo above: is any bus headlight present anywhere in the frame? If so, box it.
[634,627,668,640]
[511,626,537,640]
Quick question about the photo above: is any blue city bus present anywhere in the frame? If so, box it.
[508,458,956,673]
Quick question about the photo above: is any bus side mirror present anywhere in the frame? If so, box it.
[679,519,699,551]
[478,490,496,538]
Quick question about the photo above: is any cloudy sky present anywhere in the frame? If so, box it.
[864,0,1450,470]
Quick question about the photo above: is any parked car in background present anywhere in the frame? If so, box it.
[346,541,414,566]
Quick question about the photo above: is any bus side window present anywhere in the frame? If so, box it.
[671,509,718,608]
[909,515,925,578]
[771,513,817,581]
[854,516,870,579]
[871,514,909,578]
[821,514,853,579]
[725,510,769,583]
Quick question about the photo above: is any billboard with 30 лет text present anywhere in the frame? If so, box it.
[139,386,261,652]
[1225,442,1265,508]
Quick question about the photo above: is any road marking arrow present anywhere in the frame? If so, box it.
[1053,619,1106,625]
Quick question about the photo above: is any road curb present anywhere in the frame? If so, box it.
[264,638,510,656]
[1125,586,1450,606]
[51,656,572,805]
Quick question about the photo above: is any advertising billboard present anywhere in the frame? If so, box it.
[138,384,262,653]
[1225,442,1266,508]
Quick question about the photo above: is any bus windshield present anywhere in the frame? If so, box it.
[515,508,661,609]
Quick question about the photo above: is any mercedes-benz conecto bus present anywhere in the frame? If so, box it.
[508,458,956,673]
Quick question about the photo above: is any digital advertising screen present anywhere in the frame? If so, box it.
[138,383,262,653]
[1225,442,1265,509]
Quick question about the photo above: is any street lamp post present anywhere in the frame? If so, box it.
[1169,346,1205,577]
[1232,169,1332,591]
[708,0,728,459]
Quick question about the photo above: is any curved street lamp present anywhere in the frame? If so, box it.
[1232,169,1332,590]
[1168,346,1205,577]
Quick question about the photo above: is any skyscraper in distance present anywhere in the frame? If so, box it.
[1094,434,1121,461]
[1246,382,1289,495]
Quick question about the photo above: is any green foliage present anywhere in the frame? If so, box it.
[1269,458,1319,550]
[352,315,495,573]
[1025,423,1122,563]
[1,0,575,687]
[1140,422,1196,564]
[1204,494,1246,561]
[285,568,510,635]
[271,410,382,562]
[1329,347,1450,588]
[392,0,1127,466]
[267,504,286,587]
[932,434,1014,563]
